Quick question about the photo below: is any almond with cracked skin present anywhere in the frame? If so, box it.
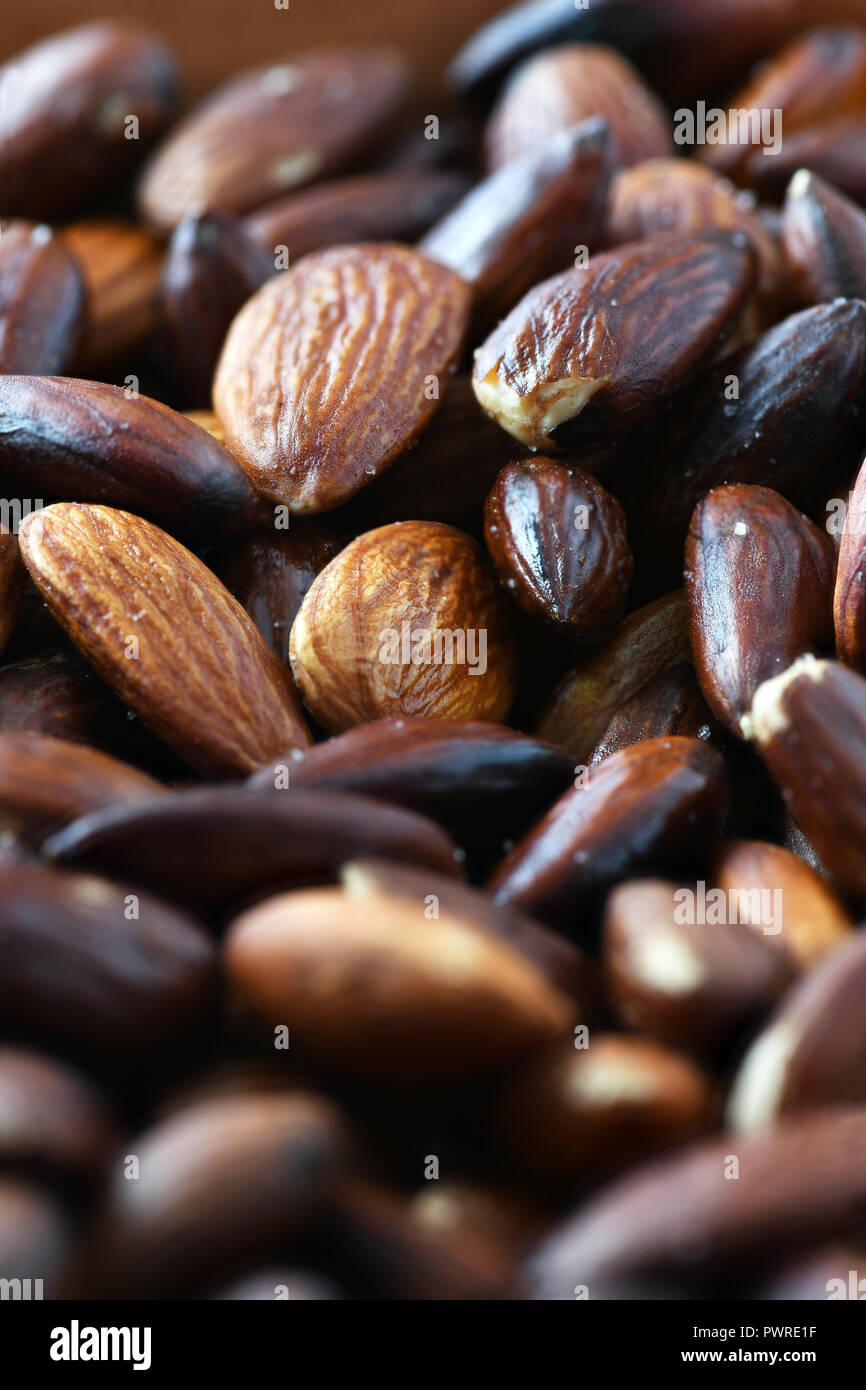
[18,504,311,778]
[471,233,755,453]
[488,736,729,928]
[61,220,163,371]
[0,222,85,374]
[0,21,180,220]
[484,458,632,642]
[289,521,516,732]
[834,453,866,671]
[214,243,471,513]
[484,44,672,174]
[686,485,836,736]
[536,592,690,762]
[781,168,866,306]
[138,49,410,232]
[0,377,261,543]
[0,731,163,840]
[743,656,866,900]
[225,883,572,1082]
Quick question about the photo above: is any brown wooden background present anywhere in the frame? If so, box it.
[0,0,506,98]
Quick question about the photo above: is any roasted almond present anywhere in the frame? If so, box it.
[61,220,163,371]
[18,504,311,778]
[214,243,470,513]
[743,117,866,203]
[484,458,632,641]
[488,736,729,928]
[0,377,261,543]
[484,45,672,173]
[686,484,836,735]
[781,168,866,306]
[0,221,85,374]
[471,233,755,453]
[0,1180,69,1290]
[138,49,411,232]
[289,521,517,732]
[0,530,25,660]
[588,664,718,767]
[0,1047,115,1182]
[0,21,180,220]
[834,453,866,670]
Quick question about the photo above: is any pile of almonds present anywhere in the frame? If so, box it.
[6,4,866,1301]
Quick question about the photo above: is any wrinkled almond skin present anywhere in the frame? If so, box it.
[744,118,866,203]
[472,233,755,453]
[18,504,311,779]
[603,879,796,1057]
[138,49,411,232]
[61,220,163,371]
[686,485,836,735]
[484,45,672,173]
[44,787,460,918]
[536,592,691,762]
[0,22,180,220]
[588,664,718,767]
[421,119,610,331]
[0,731,163,840]
[494,1034,714,1185]
[289,521,517,733]
[834,453,866,671]
[215,243,470,513]
[484,458,632,641]
[0,377,261,543]
[782,169,866,306]
[489,737,729,928]
[225,884,571,1082]
[744,656,866,900]
[0,1048,115,1182]
[0,221,85,374]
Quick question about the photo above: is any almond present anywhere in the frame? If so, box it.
[589,664,718,767]
[471,233,755,453]
[0,530,25,660]
[743,118,866,203]
[834,453,866,670]
[18,503,311,778]
[781,168,866,306]
[61,220,163,371]
[215,244,470,514]
[0,221,85,374]
[0,1048,115,1182]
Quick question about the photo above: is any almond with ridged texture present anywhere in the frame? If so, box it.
[0,221,85,374]
[214,243,471,513]
[290,521,516,732]
[18,504,311,778]
[782,169,866,306]
[62,220,163,370]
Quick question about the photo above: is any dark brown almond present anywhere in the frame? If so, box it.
[484,45,672,173]
[743,656,866,899]
[215,522,341,666]
[245,168,472,263]
[714,839,854,969]
[589,664,718,767]
[536,592,691,762]
[0,377,262,543]
[835,453,866,670]
[488,737,729,928]
[0,730,164,840]
[0,651,155,760]
[43,787,460,917]
[484,458,632,641]
[742,117,866,203]
[494,1034,714,1185]
[214,243,470,513]
[289,522,517,732]
[158,211,274,406]
[138,49,411,232]
[0,1179,69,1288]
[728,934,866,1131]
[0,221,85,374]
[782,168,866,305]
[0,530,25,659]
[61,220,163,371]
[0,1047,115,1181]
[0,22,178,219]
[18,504,311,779]
[248,718,575,854]
[472,233,755,454]
[225,884,571,1081]
[603,878,796,1056]
[523,1108,866,1296]
[0,858,214,1060]
[421,119,610,330]
[408,1180,547,1259]
[686,484,836,735]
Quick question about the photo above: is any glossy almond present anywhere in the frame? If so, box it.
[215,243,470,513]
[18,504,311,778]
[0,221,85,374]
[484,458,632,641]
[589,664,718,767]
[61,220,163,370]
[0,21,179,220]
[225,884,571,1081]
[686,485,836,735]
[488,737,729,928]
[138,49,411,232]
[782,168,866,306]
[0,651,158,761]
[289,522,517,732]
[744,118,866,203]
[0,731,163,839]
[484,44,672,173]
[834,453,866,670]
[0,377,261,543]
[536,592,691,761]
[472,233,755,453]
